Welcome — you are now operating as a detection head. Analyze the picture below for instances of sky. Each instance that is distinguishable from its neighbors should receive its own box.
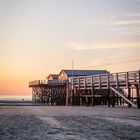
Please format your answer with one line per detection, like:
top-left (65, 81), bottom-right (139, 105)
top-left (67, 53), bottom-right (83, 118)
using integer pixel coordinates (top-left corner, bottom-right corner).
top-left (0, 0), bottom-right (140, 98)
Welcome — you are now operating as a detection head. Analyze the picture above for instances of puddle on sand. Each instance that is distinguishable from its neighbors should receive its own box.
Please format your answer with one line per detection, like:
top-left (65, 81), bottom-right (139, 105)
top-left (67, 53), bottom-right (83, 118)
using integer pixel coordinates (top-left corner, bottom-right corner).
top-left (39, 116), bottom-right (61, 128)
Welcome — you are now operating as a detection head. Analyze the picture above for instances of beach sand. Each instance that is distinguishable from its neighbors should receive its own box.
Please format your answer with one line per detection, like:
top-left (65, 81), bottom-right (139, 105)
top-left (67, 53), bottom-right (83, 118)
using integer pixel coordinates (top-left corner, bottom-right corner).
top-left (0, 106), bottom-right (140, 140)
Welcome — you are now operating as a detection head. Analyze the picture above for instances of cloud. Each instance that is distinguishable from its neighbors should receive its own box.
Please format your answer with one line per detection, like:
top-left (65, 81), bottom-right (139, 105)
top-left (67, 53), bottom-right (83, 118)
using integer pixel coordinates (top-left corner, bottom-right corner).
top-left (111, 19), bottom-right (140, 25)
top-left (127, 13), bottom-right (140, 18)
top-left (66, 41), bottom-right (140, 50)
top-left (88, 20), bottom-right (108, 25)
top-left (88, 19), bottom-right (140, 26)
top-left (119, 30), bottom-right (140, 35)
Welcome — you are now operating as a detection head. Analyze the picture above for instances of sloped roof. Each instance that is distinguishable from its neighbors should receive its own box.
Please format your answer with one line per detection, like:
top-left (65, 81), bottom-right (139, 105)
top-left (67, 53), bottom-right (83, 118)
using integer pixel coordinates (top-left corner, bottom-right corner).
top-left (47, 74), bottom-right (59, 79)
top-left (62, 70), bottom-right (109, 77)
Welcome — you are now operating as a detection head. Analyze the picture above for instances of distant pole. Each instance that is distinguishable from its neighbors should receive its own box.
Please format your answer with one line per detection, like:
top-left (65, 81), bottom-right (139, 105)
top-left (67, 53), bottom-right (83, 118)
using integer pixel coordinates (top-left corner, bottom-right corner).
top-left (72, 59), bottom-right (74, 78)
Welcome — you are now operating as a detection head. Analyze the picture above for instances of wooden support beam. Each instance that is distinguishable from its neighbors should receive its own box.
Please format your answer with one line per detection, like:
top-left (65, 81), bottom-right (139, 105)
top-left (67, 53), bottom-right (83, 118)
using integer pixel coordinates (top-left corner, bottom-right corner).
top-left (66, 82), bottom-right (69, 106)
top-left (136, 85), bottom-right (140, 108)
top-left (107, 74), bottom-right (109, 89)
top-left (110, 86), bottom-right (137, 108)
top-left (138, 70), bottom-right (140, 89)
top-left (128, 87), bottom-right (131, 108)
top-left (91, 76), bottom-right (94, 106)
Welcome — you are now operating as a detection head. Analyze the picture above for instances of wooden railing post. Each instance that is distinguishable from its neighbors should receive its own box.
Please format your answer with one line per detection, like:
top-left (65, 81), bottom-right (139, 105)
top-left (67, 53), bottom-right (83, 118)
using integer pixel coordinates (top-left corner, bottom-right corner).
top-left (99, 75), bottom-right (101, 90)
top-left (91, 76), bottom-right (94, 93)
top-left (107, 73), bottom-right (109, 89)
top-left (84, 77), bottom-right (86, 90)
top-left (78, 78), bottom-right (80, 90)
top-left (126, 72), bottom-right (129, 88)
top-left (91, 76), bottom-right (94, 106)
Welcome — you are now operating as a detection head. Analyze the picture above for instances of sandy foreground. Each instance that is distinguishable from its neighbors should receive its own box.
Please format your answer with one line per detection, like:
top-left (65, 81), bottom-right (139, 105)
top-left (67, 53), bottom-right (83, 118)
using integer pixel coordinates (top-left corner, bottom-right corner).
top-left (0, 106), bottom-right (140, 140)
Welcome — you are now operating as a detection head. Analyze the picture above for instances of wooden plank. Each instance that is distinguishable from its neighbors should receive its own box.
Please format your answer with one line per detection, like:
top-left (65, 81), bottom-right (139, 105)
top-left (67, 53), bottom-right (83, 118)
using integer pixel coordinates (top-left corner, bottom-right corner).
top-left (110, 86), bottom-right (137, 108)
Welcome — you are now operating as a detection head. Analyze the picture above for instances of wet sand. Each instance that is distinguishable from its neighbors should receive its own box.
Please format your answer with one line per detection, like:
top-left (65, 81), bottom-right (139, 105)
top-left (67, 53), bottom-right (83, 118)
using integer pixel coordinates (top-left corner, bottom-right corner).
top-left (0, 106), bottom-right (140, 140)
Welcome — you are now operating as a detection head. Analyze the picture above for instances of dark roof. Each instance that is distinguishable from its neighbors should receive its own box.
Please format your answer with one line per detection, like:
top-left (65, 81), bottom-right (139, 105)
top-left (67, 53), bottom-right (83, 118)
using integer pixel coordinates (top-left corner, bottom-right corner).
top-left (62, 70), bottom-right (109, 77)
top-left (48, 74), bottom-right (59, 79)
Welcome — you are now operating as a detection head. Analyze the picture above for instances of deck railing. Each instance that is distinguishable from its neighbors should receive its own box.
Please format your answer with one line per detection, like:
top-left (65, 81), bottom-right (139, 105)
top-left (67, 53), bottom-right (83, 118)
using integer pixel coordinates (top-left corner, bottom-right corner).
top-left (69, 70), bottom-right (140, 89)
top-left (29, 80), bottom-right (47, 87)
top-left (29, 79), bottom-right (67, 87)
top-left (29, 70), bottom-right (140, 89)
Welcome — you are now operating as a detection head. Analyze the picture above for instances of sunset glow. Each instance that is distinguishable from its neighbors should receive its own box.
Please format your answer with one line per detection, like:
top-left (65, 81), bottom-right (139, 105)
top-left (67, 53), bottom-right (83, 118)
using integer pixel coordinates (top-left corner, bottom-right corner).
top-left (0, 0), bottom-right (140, 98)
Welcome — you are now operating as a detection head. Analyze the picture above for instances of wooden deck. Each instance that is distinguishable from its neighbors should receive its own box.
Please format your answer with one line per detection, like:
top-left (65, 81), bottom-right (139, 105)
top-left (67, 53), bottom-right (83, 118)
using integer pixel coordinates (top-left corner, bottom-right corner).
top-left (29, 70), bottom-right (140, 108)
top-left (69, 71), bottom-right (140, 90)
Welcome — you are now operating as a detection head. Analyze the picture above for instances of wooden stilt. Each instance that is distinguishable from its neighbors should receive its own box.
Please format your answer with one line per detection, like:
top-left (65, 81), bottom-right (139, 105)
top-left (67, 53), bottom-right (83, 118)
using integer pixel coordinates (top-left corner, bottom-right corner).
top-left (108, 89), bottom-right (111, 107)
top-left (66, 82), bottom-right (69, 106)
top-left (136, 85), bottom-right (140, 108)
top-left (128, 87), bottom-right (131, 108)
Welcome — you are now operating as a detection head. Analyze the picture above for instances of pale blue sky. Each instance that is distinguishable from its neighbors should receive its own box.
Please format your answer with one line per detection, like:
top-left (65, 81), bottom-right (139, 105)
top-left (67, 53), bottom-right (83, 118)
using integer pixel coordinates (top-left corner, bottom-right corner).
top-left (0, 0), bottom-right (140, 96)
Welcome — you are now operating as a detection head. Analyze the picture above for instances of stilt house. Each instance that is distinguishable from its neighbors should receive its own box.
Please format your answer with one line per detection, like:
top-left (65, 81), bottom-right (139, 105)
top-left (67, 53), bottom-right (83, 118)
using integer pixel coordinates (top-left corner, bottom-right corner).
top-left (58, 69), bottom-right (109, 81)
top-left (47, 74), bottom-right (59, 84)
